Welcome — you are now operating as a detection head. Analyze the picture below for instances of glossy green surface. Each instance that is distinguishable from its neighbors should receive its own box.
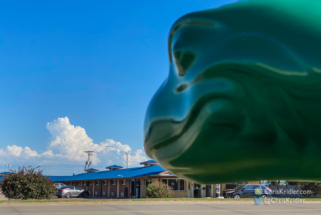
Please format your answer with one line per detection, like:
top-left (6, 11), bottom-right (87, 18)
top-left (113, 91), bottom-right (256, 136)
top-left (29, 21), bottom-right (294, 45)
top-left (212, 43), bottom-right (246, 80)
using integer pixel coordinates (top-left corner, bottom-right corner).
top-left (144, 0), bottom-right (321, 184)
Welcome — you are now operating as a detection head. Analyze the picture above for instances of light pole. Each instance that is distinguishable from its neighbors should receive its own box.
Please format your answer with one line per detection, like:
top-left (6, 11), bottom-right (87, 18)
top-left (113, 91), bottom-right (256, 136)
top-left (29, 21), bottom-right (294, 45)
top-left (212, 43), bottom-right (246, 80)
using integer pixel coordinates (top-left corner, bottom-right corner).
top-left (5, 164), bottom-right (12, 172)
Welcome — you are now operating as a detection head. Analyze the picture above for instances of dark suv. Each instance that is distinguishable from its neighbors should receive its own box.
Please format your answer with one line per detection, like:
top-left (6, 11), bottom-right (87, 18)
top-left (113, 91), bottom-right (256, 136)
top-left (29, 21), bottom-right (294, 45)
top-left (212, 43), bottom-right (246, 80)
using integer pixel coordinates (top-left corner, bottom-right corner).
top-left (225, 184), bottom-right (272, 199)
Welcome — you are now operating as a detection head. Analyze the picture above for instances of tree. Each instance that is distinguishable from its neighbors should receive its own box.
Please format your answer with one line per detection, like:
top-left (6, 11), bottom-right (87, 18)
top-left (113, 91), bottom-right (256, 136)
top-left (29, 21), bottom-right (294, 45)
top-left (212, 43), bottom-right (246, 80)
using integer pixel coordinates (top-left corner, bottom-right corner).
top-left (294, 182), bottom-right (321, 197)
top-left (268, 181), bottom-right (321, 197)
top-left (0, 166), bottom-right (56, 199)
top-left (145, 182), bottom-right (172, 198)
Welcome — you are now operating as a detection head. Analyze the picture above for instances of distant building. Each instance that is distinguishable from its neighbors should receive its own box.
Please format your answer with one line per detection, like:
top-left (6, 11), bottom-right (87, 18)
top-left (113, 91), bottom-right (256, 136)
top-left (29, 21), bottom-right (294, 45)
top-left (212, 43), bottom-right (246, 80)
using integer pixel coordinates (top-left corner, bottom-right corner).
top-left (0, 172), bottom-right (11, 177)
top-left (48, 160), bottom-right (261, 198)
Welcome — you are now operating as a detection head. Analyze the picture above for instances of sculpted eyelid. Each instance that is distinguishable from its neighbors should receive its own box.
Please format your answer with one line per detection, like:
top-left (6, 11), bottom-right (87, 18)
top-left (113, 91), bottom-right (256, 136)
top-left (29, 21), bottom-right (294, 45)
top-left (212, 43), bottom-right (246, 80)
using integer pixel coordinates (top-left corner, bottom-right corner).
top-left (168, 19), bottom-right (216, 63)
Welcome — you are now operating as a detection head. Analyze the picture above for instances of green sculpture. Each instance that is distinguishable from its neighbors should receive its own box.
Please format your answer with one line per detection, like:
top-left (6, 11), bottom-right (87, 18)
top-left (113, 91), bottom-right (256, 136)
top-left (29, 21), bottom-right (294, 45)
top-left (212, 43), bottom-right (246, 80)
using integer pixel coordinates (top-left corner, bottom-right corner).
top-left (144, 0), bottom-right (321, 184)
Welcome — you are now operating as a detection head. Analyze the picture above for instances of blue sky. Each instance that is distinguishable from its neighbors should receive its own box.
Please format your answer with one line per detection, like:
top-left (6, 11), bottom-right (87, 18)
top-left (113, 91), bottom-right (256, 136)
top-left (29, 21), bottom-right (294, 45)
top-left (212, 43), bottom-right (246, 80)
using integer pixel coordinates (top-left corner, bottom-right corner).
top-left (0, 0), bottom-right (234, 174)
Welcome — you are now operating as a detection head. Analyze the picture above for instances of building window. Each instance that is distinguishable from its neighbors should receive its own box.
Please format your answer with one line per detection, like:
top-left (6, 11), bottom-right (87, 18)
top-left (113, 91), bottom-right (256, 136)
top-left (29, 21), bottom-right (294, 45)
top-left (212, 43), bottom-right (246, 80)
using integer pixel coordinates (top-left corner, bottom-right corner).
top-left (122, 179), bottom-right (126, 185)
top-left (95, 181), bottom-right (99, 185)
top-left (104, 180), bottom-right (107, 185)
top-left (111, 180), bottom-right (116, 185)
top-left (83, 182), bottom-right (86, 186)
top-left (168, 179), bottom-right (178, 190)
top-left (162, 179), bottom-right (167, 185)
top-left (146, 179), bottom-right (152, 188)
top-left (161, 179), bottom-right (185, 191)
top-left (180, 180), bottom-right (185, 191)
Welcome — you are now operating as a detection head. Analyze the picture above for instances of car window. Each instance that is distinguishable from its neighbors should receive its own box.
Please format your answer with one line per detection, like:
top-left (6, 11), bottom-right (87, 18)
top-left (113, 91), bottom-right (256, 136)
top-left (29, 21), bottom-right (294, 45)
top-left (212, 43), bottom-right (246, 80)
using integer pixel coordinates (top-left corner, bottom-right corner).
top-left (253, 185), bottom-right (260, 189)
top-left (75, 186), bottom-right (82, 190)
top-left (234, 185), bottom-right (245, 190)
top-left (243, 185), bottom-right (252, 190)
top-left (59, 186), bottom-right (69, 190)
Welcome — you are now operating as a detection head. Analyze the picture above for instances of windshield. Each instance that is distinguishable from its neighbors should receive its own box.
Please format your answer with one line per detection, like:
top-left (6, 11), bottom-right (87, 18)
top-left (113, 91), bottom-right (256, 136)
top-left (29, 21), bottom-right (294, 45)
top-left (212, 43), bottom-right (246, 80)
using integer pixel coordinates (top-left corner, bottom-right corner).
top-left (233, 185), bottom-right (245, 190)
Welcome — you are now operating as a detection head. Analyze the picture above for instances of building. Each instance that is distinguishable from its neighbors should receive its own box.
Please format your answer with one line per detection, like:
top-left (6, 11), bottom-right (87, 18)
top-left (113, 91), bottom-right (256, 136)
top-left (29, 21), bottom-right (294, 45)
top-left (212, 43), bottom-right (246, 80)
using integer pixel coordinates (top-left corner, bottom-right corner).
top-left (0, 161), bottom-right (260, 198)
top-left (49, 160), bottom-right (261, 198)
top-left (0, 172), bottom-right (10, 177)
top-left (49, 161), bottom-right (191, 198)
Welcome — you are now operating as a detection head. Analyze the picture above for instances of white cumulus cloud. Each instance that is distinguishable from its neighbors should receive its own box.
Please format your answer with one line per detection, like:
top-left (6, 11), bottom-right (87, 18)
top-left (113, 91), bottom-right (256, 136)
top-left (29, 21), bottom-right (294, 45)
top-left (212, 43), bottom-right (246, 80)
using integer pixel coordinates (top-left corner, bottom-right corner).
top-left (0, 117), bottom-right (148, 174)
top-left (7, 145), bottom-right (23, 156)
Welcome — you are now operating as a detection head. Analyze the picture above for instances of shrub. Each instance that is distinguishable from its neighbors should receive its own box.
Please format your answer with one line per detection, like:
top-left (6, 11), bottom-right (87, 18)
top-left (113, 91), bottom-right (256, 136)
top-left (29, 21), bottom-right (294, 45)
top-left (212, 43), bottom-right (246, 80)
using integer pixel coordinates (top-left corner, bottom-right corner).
top-left (145, 182), bottom-right (172, 198)
top-left (296, 182), bottom-right (321, 197)
top-left (0, 166), bottom-right (57, 199)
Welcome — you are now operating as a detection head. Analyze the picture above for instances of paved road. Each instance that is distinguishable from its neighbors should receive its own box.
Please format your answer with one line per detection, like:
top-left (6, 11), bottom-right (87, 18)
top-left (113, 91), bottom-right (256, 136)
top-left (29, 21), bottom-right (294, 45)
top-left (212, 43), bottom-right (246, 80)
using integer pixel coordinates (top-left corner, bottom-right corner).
top-left (1, 203), bottom-right (321, 215)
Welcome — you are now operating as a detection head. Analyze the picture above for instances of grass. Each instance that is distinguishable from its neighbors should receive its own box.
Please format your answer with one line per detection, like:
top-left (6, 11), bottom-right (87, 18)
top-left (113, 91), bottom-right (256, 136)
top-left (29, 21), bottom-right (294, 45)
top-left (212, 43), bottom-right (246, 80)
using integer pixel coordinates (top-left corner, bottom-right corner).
top-left (0, 198), bottom-right (249, 203)
top-left (1, 197), bottom-right (321, 204)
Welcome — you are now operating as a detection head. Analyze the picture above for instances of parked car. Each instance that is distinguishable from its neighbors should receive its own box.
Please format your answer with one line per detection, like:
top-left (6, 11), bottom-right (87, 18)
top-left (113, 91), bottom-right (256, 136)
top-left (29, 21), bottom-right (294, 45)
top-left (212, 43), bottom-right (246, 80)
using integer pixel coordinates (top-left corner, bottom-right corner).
top-left (54, 183), bottom-right (67, 189)
top-left (225, 184), bottom-right (272, 199)
top-left (56, 186), bottom-right (89, 198)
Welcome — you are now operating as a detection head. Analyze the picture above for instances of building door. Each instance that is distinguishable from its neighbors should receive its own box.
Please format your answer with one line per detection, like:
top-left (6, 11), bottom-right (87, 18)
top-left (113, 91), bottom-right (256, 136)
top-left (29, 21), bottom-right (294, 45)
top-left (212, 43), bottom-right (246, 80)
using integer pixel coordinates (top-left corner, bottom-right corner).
top-left (135, 181), bottom-right (140, 198)
top-left (194, 184), bottom-right (201, 198)
top-left (206, 185), bottom-right (211, 197)
top-left (124, 187), bottom-right (128, 198)
top-left (131, 180), bottom-right (135, 197)
top-left (100, 181), bottom-right (103, 197)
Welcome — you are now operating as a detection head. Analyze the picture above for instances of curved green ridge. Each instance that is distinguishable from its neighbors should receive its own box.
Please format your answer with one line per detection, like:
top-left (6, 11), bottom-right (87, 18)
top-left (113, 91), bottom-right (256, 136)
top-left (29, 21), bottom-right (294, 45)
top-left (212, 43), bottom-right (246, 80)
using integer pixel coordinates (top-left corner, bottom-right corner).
top-left (144, 0), bottom-right (321, 184)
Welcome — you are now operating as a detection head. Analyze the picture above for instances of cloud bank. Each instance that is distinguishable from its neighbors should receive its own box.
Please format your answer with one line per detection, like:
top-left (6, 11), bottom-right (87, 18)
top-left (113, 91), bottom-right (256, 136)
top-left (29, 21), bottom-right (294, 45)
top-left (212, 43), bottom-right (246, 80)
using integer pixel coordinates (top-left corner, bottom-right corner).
top-left (0, 117), bottom-right (147, 174)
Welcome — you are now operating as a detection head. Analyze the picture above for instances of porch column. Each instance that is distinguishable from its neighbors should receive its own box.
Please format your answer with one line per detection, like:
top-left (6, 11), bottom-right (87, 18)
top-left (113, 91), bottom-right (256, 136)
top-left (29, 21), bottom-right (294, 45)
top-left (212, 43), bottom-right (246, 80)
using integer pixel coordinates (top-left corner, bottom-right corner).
top-left (108, 180), bottom-right (110, 197)
top-left (117, 180), bottom-right (119, 198)
top-left (92, 180), bottom-right (94, 196)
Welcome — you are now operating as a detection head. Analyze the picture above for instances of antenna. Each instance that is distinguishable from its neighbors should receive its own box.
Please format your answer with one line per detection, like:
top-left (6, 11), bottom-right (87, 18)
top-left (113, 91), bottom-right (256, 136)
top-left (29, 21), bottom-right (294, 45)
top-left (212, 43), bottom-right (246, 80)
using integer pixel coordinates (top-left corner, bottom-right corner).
top-left (5, 164), bottom-right (12, 172)
top-left (84, 151), bottom-right (94, 171)
top-left (126, 152), bottom-right (129, 168)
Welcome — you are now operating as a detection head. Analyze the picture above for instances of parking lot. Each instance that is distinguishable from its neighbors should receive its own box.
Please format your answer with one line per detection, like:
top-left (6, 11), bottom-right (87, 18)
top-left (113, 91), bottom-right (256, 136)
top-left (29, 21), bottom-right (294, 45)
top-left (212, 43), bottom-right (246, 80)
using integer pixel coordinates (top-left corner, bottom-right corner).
top-left (1, 203), bottom-right (321, 215)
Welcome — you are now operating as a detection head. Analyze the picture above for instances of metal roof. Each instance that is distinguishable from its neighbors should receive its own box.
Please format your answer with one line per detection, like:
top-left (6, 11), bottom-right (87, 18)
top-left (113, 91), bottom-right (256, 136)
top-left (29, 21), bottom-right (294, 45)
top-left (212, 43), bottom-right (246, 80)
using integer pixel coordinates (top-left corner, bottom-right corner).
top-left (0, 172), bottom-right (11, 175)
top-left (0, 176), bottom-right (3, 182)
top-left (48, 165), bottom-right (166, 182)
top-left (140, 160), bottom-right (157, 164)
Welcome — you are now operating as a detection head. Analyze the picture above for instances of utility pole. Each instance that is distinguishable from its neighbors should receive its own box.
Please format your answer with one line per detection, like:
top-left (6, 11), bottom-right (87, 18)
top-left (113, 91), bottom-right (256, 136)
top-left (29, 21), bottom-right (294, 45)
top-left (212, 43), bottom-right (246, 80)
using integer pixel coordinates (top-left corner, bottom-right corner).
top-left (5, 164), bottom-right (12, 172)
top-left (126, 152), bottom-right (129, 168)
top-left (84, 151), bottom-right (94, 171)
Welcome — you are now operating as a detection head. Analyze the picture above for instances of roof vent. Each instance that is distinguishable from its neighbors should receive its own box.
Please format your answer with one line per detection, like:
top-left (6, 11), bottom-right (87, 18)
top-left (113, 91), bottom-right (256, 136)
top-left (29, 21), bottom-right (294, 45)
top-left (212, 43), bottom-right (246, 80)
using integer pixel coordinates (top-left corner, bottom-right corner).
top-left (106, 165), bottom-right (123, 171)
top-left (140, 160), bottom-right (158, 167)
top-left (85, 168), bottom-right (99, 173)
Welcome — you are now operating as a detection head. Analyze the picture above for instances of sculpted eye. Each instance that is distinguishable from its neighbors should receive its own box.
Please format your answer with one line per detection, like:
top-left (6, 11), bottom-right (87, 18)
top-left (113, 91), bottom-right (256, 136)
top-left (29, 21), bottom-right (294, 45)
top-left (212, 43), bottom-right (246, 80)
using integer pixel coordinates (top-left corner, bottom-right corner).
top-left (173, 50), bottom-right (196, 76)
